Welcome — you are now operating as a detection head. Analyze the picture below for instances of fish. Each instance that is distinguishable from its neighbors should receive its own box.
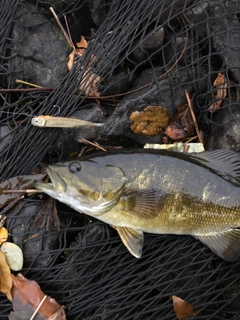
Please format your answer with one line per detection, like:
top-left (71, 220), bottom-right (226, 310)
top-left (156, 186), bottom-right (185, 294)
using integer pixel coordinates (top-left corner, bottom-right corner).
top-left (31, 115), bottom-right (104, 128)
top-left (34, 148), bottom-right (240, 262)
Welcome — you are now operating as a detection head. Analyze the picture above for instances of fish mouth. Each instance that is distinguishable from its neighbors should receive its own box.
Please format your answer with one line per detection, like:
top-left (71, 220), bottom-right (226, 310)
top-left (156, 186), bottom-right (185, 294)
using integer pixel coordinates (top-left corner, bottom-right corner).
top-left (34, 166), bottom-right (67, 193)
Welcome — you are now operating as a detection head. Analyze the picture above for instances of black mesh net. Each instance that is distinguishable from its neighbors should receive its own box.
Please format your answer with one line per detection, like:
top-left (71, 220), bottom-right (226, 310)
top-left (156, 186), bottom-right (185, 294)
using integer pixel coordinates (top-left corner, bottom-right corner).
top-left (1, 0), bottom-right (240, 319)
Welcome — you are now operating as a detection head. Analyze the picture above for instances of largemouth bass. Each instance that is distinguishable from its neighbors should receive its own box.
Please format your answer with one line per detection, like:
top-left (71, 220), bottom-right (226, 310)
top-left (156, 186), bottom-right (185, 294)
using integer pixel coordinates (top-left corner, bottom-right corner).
top-left (34, 149), bottom-right (240, 261)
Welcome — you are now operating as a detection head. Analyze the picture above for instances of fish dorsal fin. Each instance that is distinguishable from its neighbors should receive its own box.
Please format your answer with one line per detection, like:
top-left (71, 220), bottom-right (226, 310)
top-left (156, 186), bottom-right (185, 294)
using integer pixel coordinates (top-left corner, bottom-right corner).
top-left (195, 229), bottom-right (240, 262)
top-left (121, 189), bottom-right (165, 218)
top-left (192, 149), bottom-right (240, 186)
top-left (101, 165), bottom-right (128, 200)
top-left (115, 226), bottom-right (143, 258)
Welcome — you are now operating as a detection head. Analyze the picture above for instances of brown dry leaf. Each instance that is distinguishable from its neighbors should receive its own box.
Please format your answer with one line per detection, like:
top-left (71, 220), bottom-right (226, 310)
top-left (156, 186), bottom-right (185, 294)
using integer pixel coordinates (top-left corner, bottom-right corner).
top-left (68, 37), bottom-right (100, 99)
top-left (35, 197), bottom-right (60, 231)
top-left (0, 174), bottom-right (46, 209)
top-left (9, 273), bottom-right (66, 320)
top-left (208, 73), bottom-right (227, 113)
top-left (79, 65), bottom-right (101, 98)
top-left (67, 35), bottom-right (88, 71)
top-left (68, 48), bottom-right (86, 71)
top-left (0, 251), bottom-right (12, 301)
top-left (172, 295), bottom-right (194, 320)
top-left (164, 102), bottom-right (194, 142)
top-left (0, 227), bottom-right (8, 245)
top-left (76, 35), bottom-right (88, 49)
top-left (130, 106), bottom-right (168, 135)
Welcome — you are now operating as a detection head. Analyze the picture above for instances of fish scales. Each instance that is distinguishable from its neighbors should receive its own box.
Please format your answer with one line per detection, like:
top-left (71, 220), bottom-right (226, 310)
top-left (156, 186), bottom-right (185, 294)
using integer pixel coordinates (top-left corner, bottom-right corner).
top-left (34, 149), bottom-right (240, 261)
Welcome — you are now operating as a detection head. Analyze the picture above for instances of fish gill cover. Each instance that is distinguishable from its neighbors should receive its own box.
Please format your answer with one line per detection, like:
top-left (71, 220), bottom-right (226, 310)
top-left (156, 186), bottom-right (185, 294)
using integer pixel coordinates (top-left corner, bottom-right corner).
top-left (0, 0), bottom-right (240, 319)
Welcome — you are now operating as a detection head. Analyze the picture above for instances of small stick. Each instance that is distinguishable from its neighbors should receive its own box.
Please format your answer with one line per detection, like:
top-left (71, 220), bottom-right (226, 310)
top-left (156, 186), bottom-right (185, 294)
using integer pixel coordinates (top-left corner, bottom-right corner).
top-left (0, 196), bottom-right (24, 215)
top-left (64, 15), bottom-right (75, 49)
top-left (48, 306), bottom-right (66, 320)
top-left (185, 90), bottom-right (204, 146)
top-left (24, 233), bottom-right (41, 243)
top-left (184, 135), bottom-right (198, 144)
top-left (2, 189), bottom-right (42, 194)
top-left (49, 7), bottom-right (75, 49)
top-left (77, 138), bottom-right (107, 151)
top-left (0, 88), bottom-right (54, 93)
top-left (29, 295), bottom-right (48, 320)
top-left (15, 79), bottom-right (43, 88)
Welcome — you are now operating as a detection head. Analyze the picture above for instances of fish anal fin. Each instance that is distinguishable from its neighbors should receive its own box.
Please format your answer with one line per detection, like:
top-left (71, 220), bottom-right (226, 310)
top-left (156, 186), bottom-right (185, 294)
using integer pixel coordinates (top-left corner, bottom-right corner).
top-left (195, 229), bottom-right (240, 262)
top-left (121, 189), bottom-right (165, 218)
top-left (115, 226), bottom-right (143, 258)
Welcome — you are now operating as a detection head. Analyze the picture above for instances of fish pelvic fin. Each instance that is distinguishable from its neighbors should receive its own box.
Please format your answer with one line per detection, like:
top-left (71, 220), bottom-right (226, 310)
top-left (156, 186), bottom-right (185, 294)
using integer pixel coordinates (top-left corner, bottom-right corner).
top-left (115, 226), bottom-right (143, 258)
top-left (195, 228), bottom-right (240, 262)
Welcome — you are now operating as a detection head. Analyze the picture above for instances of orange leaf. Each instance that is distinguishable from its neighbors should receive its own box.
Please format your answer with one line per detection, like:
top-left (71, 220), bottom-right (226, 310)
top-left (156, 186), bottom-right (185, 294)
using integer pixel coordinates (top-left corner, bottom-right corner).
top-left (172, 295), bottom-right (194, 320)
top-left (11, 273), bottom-right (66, 320)
top-left (208, 73), bottom-right (227, 113)
top-left (67, 36), bottom-right (88, 71)
top-left (76, 35), bottom-right (88, 49)
top-left (0, 251), bottom-right (12, 301)
top-left (0, 227), bottom-right (8, 245)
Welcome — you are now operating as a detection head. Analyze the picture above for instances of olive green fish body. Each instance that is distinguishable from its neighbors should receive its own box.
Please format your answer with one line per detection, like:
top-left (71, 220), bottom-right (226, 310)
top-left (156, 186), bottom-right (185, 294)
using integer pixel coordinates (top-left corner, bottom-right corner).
top-left (34, 149), bottom-right (240, 261)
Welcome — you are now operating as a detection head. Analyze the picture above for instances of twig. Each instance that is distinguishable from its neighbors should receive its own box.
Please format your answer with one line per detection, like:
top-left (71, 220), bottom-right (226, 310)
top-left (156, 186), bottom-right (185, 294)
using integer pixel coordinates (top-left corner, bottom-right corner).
top-left (0, 88), bottom-right (54, 93)
top-left (15, 79), bottom-right (43, 88)
top-left (0, 196), bottom-right (24, 215)
top-left (64, 15), bottom-right (75, 49)
top-left (77, 138), bottom-right (107, 151)
top-left (48, 306), bottom-right (65, 320)
top-left (50, 7), bottom-right (75, 49)
top-left (185, 90), bottom-right (204, 145)
top-left (2, 189), bottom-right (42, 194)
top-left (184, 135), bottom-right (198, 144)
top-left (23, 233), bottom-right (41, 243)
top-left (29, 295), bottom-right (48, 320)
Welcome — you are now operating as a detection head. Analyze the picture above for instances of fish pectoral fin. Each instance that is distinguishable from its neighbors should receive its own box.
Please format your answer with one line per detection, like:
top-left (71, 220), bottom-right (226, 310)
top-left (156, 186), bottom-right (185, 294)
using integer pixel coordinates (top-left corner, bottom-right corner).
top-left (115, 226), bottom-right (143, 258)
top-left (121, 189), bottom-right (165, 218)
top-left (195, 229), bottom-right (240, 262)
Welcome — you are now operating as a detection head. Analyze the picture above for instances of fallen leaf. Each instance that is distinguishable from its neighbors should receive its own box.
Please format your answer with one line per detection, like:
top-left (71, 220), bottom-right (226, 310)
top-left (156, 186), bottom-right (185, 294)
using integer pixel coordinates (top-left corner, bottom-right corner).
top-left (76, 35), bottom-right (88, 49)
top-left (68, 37), bottom-right (101, 99)
top-left (208, 73), bottom-right (227, 113)
top-left (0, 174), bottom-right (46, 209)
top-left (10, 273), bottom-right (66, 320)
top-left (0, 227), bottom-right (8, 245)
top-left (0, 251), bottom-right (12, 301)
top-left (35, 197), bottom-right (60, 231)
top-left (164, 102), bottom-right (194, 141)
top-left (79, 65), bottom-right (101, 98)
top-left (1, 242), bottom-right (23, 271)
top-left (172, 295), bottom-right (194, 320)
top-left (67, 35), bottom-right (88, 71)
top-left (130, 106), bottom-right (168, 135)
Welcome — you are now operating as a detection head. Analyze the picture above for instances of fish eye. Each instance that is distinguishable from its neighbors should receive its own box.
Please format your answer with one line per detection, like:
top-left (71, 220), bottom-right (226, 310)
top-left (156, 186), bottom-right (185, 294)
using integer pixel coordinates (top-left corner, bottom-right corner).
top-left (69, 161), bottom-right (81, 173)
